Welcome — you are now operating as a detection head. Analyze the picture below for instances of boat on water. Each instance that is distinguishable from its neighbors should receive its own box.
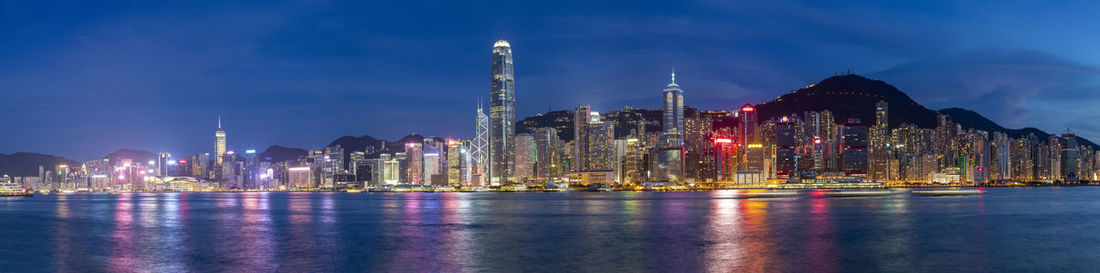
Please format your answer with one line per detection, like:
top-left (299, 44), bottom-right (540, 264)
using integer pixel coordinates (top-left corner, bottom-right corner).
top-left (58, 189), bottom-right (76, 195)
top-left (821, 189), bottom-right (897, 197)
top-left (345, 189), bottom-right (362, 193)
top-left (461, 186), bottom-right (493, 192)
top-left (499, 184), bottom-right (528, 192)
top-left (543, 182), bottom-right (569, 192)
top-left (0, 183), bottom-right (33, 197)
top-left (738, 190), bottom-right (801, 198)
top-left (911, 188), bottom-right (984, 196)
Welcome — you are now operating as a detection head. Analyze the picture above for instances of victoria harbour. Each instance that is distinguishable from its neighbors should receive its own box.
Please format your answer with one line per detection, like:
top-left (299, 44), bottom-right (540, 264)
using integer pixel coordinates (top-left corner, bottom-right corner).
top-left (4, 189), bottom-right (1099, 272)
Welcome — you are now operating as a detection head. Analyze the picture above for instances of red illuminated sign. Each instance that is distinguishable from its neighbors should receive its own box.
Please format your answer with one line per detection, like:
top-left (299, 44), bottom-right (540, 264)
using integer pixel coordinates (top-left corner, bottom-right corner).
top-left (714, 138), bottom-right (733, 144)
top-left (741, 106), bottom-right (755, 112)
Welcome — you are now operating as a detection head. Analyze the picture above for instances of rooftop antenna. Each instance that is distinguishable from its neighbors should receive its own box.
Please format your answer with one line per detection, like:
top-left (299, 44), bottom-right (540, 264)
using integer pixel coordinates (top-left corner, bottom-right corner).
top-left (218, 115), bottom-right (222, 129)
top-left (671, 67), bottom-right (676, 84)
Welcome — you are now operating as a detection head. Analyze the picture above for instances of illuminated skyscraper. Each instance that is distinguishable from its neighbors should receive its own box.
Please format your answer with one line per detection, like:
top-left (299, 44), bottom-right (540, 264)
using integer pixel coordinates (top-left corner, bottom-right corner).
top-left (739, 104), bottom-right (757, 145)
top-left (584, 113), bottom-right (615, 171)
top-left (870, 100), bottom-right (889, 181)
top-left (406, 142), bottom-right (423, 184)
top-left (515, 133), bottom-right (535, 181)
top-left (446, 139), bottom-right (463, 185)
top-left (654, 72), bottom-right (685, 182)
top-left (1062, 129), bottom-right (1079, 180)
top-left (489, 40), bottom-right (515, 185)
top-left (842, 118), bottom-right (869, 175)
top-left (534, 127), bottom-right (562, 178)
top-left (215, 116), bottom-right (226, 169)
top-left (662, 70), bottom-right (684, 148)
top-left (776, 118), bottom-right (796, 177)
top-left (573, 105), bottom-right (591, 171)
top-left (473, 102), bottom-right (489, 185)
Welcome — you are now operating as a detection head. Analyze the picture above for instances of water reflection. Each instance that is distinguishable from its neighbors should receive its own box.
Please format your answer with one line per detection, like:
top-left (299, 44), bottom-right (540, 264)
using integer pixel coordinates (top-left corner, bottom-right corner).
top-left (806, 197), bottom-right (837, 272)
top-left (703, 191), bottom-right (742, 271)
top-left (108, 193), bottom-right (136, 272)
top-left (14, 190), bottom-right (1042, 272)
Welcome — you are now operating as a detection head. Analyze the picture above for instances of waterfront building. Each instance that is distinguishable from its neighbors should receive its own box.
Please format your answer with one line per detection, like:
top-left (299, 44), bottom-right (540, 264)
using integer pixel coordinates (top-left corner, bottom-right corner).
top-left (573, 105), bottom-right (592, 172)
top-left (515, 133), bottom-right (535, 182)
top-left (405, 142), bottom-right (423, 184)
top-left (446, 139), bottom-right (464, 184)
top-left (776, 118), bottom-right (797, 177)
top-left (842, 118), bottom-right (869, 175)
top-left (870, 100), bottom-right (889, 181)
top-left (1062, 129), bottom-right (1080, 180)
top-left (489, 40), bottom-right (516, 185)
top-left (585, 112), bottom-right (616, 172)
top-left (714, 136), bottom-right (736, 181)
top-left (534, 127), bottom-right (563, 179)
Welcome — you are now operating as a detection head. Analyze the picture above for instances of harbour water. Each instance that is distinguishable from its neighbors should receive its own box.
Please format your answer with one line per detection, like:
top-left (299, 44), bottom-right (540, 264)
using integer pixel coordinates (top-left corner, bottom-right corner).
top-left (2, 188), bottom-right (1100, 272)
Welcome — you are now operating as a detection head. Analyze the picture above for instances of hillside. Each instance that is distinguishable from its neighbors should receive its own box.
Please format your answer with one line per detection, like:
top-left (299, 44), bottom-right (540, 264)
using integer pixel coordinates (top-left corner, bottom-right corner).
top-left (0, 152), bottom-right (80, 177)
top-left (755, 74), bottom-right (938, 128)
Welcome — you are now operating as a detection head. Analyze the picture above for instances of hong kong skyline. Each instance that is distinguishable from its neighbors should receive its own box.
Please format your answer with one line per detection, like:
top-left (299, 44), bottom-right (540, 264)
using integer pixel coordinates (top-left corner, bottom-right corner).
top-left (3, 0), bottom-right (1100, 160)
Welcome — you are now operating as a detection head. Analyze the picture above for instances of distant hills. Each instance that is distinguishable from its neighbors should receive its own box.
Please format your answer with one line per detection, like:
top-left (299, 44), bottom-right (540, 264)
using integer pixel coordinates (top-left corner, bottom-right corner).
top-left (756, 74), bottom-right (1096, 148)
top-left (104, 148), bottom-right (157, 165)
top-left (0, 152), bottom-right (79, 177)
top-left (756, 74), bottom-right (938, 128)
top-left (257, 145), bottom-right (309, 163)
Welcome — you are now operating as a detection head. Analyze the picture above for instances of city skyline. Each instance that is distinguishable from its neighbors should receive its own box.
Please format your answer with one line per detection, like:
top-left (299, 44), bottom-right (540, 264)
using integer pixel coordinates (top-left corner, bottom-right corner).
top-left (3, 1), bottom-right (1100, 160)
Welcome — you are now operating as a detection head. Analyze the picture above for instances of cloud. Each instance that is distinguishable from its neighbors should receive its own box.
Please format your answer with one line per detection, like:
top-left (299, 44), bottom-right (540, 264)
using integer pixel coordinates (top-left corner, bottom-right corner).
top-left (872, 50), bottom-right (1100, 128)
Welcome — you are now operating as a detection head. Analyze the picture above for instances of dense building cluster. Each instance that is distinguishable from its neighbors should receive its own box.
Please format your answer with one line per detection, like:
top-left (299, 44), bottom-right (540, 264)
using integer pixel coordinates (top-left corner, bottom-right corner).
top-left (5, 40), bottom-right (1098, 192)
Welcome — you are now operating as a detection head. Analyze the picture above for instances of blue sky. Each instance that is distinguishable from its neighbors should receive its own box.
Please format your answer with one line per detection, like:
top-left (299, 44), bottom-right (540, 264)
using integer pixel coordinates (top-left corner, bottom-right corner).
top-left (2, 0), bottom-right (1099, 160)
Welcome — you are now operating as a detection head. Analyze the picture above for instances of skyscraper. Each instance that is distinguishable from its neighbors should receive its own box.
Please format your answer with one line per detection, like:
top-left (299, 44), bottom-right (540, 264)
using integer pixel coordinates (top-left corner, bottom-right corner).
top-left (473, 102), bottom-right (489, 185)
top-left (534, 127), bottom-right (562, 178)
top-left (842, 118), bottom-right (869, 175)
top-left (585, 112), bottom-right (615, 171)
top-left (215, 116), bottom-right (226, 170)
top-left (870, 100), bottom-right (889, 181)
top-left (489, 40), bottom-right (515, 185)
top-left (739, 104), bottom-right (757, 145)
top-left (662, 70), bottom-right (685, 148)
top-left (515, 133), bottom-right (535, 181)
top-left (654, 72), bottom-right (685, 182)
top-left (406, 142), bottom-right (423, 184)
top-left (776, 118), bottom-right (796, 177)
top-left (573, 105), bottom-right (592, 171)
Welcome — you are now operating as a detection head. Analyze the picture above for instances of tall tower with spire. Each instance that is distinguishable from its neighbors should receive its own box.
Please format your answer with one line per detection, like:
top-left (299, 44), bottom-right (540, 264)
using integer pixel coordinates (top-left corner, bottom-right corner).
top-left (655, 69), bottom-right (686, 183)
top-left (215, 115), bottom-right (227, 168)
top-left (473, 99), bottom-right (490, 186)
top-left (489, 40), bottom-right (515, 185)
top-left (662, 69), bottom-right (685, 148)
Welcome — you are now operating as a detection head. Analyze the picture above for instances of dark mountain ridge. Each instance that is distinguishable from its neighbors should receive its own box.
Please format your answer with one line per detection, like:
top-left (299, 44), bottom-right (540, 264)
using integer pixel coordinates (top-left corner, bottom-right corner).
top-left (0, 152), bottom-right (80, 177)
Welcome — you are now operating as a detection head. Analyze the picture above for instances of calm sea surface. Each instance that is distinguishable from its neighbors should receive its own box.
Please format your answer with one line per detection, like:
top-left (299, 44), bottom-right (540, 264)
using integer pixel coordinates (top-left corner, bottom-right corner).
top-left (2, 188), bottom-right (1100, 272)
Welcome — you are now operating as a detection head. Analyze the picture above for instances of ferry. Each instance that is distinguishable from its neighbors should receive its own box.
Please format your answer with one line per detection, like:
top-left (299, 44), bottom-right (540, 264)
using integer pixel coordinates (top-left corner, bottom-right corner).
top-left (368, 185), bottom-right (396, 192)
top-left (543, 182), bottom-right (569, 192)
top-left (0, 183), bottom-right (33, 197)
top-left (911, 188), bottom-right (984, 196)
top-left (821, 189), bottom-right (897, 198)
top-left (345, 189), bottom-right (362, 193)
top-left (59, 189), bottom-right (76, 195)
top-left (499, 184), bottom-right (528, 192)
top-left (738, 189), bottom-right (801, 198)
top-left (460, 186), bottom-right (493, 192)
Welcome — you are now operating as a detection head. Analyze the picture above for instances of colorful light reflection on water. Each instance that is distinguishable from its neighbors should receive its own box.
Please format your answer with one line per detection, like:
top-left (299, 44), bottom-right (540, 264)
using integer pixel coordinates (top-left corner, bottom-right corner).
top-left (2, 189), bottom-right (1100, 272)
